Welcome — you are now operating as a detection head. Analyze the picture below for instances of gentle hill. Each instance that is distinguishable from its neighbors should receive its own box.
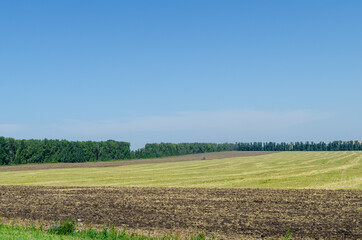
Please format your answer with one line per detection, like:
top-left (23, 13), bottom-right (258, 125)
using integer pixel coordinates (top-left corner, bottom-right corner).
top-left (0, 151), bottom-right (275, 172)
top-left (0, 151), bottom-right (360, 189)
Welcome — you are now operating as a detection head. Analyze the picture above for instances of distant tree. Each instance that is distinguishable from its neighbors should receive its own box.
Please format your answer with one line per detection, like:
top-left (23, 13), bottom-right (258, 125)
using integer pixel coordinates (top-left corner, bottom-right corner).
top-left (0, 137), bottom-right (8, 165)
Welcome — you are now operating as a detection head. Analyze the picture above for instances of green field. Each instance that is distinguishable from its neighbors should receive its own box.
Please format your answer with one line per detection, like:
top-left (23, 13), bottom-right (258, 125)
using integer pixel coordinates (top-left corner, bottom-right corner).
top-left (0, 151), bottom-right (361, 189)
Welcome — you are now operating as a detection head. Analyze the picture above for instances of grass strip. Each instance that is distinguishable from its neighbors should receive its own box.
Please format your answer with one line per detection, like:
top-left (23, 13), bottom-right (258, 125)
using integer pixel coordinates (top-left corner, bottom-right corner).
top-left (0, 219), bottom-right (213, 240)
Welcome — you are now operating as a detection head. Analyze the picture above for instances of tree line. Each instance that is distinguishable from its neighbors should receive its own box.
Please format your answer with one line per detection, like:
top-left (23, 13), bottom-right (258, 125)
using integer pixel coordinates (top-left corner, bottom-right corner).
top-left (0, 137), bottom-right (130, 165)
top-left (133, 141), bottom-right (362, 158)
top-left (0, 137), bottom-right (361, 165)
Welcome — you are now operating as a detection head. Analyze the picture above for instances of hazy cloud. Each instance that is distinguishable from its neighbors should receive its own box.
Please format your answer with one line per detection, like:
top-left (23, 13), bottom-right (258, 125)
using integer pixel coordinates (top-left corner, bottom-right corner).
top-left (51, 110), bottom-right (330, 148)
top-left (57, 110), bottom-right (328, 133)
top-left (0, 124), bottom-right (24, 134)
top-left (0, 110), bottom-right (336, 149)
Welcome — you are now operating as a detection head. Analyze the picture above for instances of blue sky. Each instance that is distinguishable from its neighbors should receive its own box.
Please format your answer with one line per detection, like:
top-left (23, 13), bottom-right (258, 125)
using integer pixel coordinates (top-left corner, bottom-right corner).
top-left (1, 0), bottom-right (361, 149)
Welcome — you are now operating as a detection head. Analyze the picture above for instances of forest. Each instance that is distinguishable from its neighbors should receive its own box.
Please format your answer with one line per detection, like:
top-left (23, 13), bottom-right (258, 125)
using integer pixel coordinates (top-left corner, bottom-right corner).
top-left (0, 137), bottom-right (361, 165)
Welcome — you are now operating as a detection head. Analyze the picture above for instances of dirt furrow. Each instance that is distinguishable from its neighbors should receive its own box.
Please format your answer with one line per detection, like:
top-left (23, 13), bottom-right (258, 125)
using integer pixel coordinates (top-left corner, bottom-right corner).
top-left (0, 186), bottom-right (360, 239)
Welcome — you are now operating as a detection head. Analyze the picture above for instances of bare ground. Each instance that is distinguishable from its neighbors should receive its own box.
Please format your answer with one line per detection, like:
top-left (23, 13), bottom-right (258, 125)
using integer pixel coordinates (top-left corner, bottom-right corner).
top-left (0, 151), bottom-right (277, 172)
top-left (0, 186), bottom-right (360, 239)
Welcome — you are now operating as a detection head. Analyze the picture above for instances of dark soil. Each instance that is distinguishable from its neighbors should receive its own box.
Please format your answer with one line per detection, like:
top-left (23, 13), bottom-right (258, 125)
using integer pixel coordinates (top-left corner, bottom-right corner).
top-left (0, 186), bottom-right (360, 239)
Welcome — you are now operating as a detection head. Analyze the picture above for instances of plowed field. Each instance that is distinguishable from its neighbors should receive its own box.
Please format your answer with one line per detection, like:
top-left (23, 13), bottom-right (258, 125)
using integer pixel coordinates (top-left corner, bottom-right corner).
top-left (0, 186), bottom-right (360, 240)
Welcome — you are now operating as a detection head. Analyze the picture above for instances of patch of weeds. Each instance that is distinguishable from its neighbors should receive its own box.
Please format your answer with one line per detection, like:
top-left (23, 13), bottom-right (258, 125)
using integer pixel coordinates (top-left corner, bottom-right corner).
top-left (191, 232), bottom-right (206, 240)
top-left (261, 179), bottom-right (272, 184)
top-left (48, 218), bottom-right (77, 235)
top-left (119, 227), bottom-right (127, 238)
top-left (84, 228), bottom-right (98, 238)
top-left (39, 218), bottom-right (44, 232)
top-left (278, 228), bottom-right (293, 240)
top-left (28, 222), bottom-right (38, 232)
top-left (101, 226), bottom-right (109, 238)
top-left (109, 226), bottom-right (119, 239)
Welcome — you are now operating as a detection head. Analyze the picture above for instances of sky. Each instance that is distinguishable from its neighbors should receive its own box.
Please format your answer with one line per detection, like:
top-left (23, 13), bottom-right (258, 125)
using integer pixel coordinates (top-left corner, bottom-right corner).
top-left (0, 0), bottom-right (361, 149)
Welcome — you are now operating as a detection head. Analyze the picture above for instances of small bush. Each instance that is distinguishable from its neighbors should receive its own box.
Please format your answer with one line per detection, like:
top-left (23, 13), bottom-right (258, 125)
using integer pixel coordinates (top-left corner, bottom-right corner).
top-left (48, 218), bottom-right (76, 235)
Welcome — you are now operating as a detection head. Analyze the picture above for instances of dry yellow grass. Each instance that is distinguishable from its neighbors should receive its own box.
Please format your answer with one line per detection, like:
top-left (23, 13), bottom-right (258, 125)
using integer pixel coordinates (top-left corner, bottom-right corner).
top-left (0, 151), bottom-right (360, 189)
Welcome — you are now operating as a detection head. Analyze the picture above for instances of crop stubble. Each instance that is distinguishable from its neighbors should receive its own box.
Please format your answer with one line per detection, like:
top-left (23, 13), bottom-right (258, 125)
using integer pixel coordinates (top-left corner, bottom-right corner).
top-left (0, 151), bottom-right (276, 172)
top-left (0, 186), bottom-right (360, 239)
